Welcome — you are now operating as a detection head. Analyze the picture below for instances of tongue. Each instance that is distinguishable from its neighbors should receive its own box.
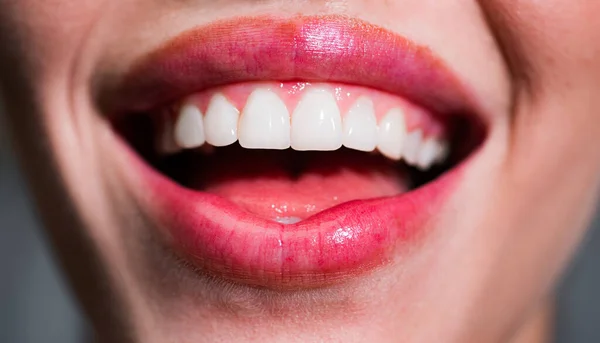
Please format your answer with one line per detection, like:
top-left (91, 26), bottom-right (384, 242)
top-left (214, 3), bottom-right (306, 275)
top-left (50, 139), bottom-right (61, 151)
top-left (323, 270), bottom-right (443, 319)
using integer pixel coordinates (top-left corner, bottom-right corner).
top-left (178, 147), bottom-right (408, 222)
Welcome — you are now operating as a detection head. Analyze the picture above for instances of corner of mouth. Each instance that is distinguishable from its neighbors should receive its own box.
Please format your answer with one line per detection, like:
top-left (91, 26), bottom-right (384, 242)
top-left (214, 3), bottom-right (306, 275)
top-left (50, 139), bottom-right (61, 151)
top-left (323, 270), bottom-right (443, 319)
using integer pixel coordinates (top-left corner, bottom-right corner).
top-left (99, 14), bottom-right (489, 291)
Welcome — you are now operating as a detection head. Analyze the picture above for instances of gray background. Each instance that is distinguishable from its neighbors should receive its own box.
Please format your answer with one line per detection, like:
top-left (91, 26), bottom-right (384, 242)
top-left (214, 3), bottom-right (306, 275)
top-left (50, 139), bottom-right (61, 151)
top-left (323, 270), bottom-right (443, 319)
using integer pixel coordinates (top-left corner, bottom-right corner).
top-left (1, 123), bottom-right (599, 342)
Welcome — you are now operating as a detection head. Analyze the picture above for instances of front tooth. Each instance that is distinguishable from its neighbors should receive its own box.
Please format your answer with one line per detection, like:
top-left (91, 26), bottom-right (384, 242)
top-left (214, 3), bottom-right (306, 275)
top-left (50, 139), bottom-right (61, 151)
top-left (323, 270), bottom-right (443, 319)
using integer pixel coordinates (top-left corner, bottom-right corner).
top-left (343, 97), bottom-right (378, 152)
top-left (377, 108), bottom-right (407, 160)
top-left (403, 130), bottom-right (423, 165)
top-left (238, 89), bottom-right (290, 149)
top-left (416, 138), bottom-right (438, 170)
top-left (174, 104), bottom-right (205, 149)
top-left (291, 87), bottom-right (343, 151)
top-left (204, 93), bottom-right (240, 147)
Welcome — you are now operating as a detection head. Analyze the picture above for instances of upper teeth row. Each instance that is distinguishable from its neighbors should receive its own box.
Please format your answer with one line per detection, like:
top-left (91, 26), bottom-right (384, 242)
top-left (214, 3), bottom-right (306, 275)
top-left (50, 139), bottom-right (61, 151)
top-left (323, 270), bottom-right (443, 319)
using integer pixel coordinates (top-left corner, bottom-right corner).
top-left (165, 87), bottom-right (449, 170)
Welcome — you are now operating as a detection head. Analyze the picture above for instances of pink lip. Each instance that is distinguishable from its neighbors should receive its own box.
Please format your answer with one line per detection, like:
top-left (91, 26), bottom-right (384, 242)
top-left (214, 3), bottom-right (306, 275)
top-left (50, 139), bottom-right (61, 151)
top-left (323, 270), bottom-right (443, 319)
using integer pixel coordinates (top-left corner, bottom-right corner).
top-left (108, 15), bottom-right (478, 290)
top-left (99, 15), bottom-right (476, 117)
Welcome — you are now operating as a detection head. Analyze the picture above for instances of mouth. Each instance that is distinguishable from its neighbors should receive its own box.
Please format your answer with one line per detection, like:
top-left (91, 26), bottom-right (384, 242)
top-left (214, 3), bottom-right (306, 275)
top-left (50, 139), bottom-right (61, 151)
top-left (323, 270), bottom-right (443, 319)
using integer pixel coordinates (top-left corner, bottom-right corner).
top-left (100, 15), bottom-right (486, 290)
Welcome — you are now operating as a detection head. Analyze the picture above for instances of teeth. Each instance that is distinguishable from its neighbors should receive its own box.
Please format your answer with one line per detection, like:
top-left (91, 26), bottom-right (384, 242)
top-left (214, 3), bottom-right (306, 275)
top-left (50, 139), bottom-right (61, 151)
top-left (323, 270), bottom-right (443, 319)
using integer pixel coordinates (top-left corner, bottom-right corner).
top-left (163, 88), bottom-right (449, 171)
top-left (343, 97), bottom-right (378, 152)
top-left (416, 138), bottom-right (439, 170)
top-left (403, 130), bottom-right (423, 165)
top-left (239, 89), bottom-right (291, 149)
top-left (291, 87), bottom-right (343, 151)
top-left (436, 141), bottom-right (450, 163)
top-left (275, 217), bottom-right (302, 224)
top-left (174, 104), bottom-right (206, 149)
top-left (377, 108), bottom-right (407, 160)
top-left (157, 111), bottom-right (181, 154)
top-left (204, 93), bottom-right (240, 147)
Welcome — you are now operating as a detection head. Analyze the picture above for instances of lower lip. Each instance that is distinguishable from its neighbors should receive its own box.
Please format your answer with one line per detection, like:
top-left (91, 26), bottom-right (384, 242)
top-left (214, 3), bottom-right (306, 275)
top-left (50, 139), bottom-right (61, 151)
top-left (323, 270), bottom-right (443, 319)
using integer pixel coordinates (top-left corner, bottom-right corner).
top-left (124, 141), bottom-right (462, 290)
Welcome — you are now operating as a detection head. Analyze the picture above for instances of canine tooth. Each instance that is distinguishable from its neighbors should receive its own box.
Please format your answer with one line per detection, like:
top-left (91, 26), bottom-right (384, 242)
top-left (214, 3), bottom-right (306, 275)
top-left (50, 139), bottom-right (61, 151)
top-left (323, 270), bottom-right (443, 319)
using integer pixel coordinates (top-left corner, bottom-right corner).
top-left (204, 93), bottom-right (240, 147)
top-left (377, 108), bottom-right (407, 160)
top-left (174, 104), bottom-right (205, 148)
top-left (403, 130), bottom-right (423, 166)
top-left (157, 111), bottom-right (181, 154)
top-left (343, 97), bottom-right (378, 152)
top-left (291, 88), bottom-right (343, 151)
top-left (416, 138), bottom-right (439, 170)
top-left (239, 89), bottom-right (290, 149)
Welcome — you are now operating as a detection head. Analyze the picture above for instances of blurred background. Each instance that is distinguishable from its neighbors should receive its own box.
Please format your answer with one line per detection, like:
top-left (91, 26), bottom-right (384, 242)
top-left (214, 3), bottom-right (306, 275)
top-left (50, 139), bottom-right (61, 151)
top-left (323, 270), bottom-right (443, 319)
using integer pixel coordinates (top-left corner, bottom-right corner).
top-left (1, 111), bottom-right (599, 342)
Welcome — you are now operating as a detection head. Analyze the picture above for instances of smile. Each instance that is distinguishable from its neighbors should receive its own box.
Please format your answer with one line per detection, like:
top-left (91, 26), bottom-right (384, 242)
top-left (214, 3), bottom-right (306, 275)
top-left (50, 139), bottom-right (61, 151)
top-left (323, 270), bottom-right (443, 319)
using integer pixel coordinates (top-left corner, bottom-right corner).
top-left (100, 15), bottom-right (486, 290)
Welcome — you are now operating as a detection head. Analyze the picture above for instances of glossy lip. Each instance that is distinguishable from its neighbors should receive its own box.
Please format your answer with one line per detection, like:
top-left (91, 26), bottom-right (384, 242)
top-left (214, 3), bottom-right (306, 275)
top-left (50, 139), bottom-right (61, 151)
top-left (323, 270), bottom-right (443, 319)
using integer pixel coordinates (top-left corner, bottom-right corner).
top-left (105, 15), bottom-right (482, 290)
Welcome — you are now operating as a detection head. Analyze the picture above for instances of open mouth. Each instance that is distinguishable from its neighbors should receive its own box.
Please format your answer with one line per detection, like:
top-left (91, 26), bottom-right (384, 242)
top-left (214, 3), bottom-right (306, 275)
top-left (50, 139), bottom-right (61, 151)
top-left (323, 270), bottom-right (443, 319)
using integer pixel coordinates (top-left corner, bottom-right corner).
top-left (119, 81), bottom-right (464, 222)
top-left (102, 16), bottom-right (486, 290)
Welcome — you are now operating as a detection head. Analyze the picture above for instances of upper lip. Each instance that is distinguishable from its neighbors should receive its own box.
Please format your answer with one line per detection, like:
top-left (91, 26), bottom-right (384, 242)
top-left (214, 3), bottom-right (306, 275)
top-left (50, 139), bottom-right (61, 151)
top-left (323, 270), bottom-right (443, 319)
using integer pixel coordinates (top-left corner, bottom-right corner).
top-left (97, 15), bottom-right (481, 121)
top-left (106, 15), bottom-right (483, 290)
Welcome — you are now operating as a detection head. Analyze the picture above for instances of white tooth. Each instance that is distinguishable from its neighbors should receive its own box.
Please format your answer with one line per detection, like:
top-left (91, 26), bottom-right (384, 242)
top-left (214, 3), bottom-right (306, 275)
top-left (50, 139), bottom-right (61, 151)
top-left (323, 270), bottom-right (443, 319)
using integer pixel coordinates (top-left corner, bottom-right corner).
top-left (157, 111), bottom-right (181, 154)
top-left (204, 93), bottom-right (240, 147)
top-left (238, 89), bottom-right (290, 149)
top-left (291, 87), bottom-right (343, 151)
top-left (174, 104), bottom-right (205, 149)
top-left (343, 97), bottom-right (378, 152)
top-left (275, 216), bottom-right (302, 224)
top-left (403, 130), bottom-right (423, 166)
top-left (416, 138), bottom-right (438, 170)
top-left (376, 108), bottom-right (407, 160)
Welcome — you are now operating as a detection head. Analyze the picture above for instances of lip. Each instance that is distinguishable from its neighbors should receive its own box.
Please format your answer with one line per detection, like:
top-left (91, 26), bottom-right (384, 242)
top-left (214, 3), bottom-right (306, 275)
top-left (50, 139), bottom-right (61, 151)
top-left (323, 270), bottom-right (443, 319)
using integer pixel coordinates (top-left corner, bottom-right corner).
top-left (98, 15), bottom-right (479, 118)
top-left (106, 15), bottom-right (481, 290)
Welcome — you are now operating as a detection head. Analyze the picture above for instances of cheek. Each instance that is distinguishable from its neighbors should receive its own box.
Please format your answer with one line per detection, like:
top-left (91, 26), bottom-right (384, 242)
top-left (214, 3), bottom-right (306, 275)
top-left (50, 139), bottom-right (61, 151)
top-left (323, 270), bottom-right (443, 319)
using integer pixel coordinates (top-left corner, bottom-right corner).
top-left (484, 0), bottom-right (600, 88)
top-left (0, 0), bottom-right (106, 87)
top-left (464, 0), bottom-right (600, 325)
top-left (481, 0), bottom-right (600, 210)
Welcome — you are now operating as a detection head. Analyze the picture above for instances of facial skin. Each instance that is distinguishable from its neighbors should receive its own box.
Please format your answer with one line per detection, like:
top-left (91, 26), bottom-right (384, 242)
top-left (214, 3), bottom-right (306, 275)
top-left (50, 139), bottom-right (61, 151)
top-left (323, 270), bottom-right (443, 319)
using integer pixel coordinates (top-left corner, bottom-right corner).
top-left (1, 0), bottom-right (600, 342)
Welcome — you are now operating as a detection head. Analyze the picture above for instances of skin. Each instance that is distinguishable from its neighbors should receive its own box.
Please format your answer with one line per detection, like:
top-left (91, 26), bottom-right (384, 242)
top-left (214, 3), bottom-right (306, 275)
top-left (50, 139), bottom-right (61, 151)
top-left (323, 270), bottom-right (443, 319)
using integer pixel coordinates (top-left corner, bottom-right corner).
top-left (1, 0), bottom-right (600, 342)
